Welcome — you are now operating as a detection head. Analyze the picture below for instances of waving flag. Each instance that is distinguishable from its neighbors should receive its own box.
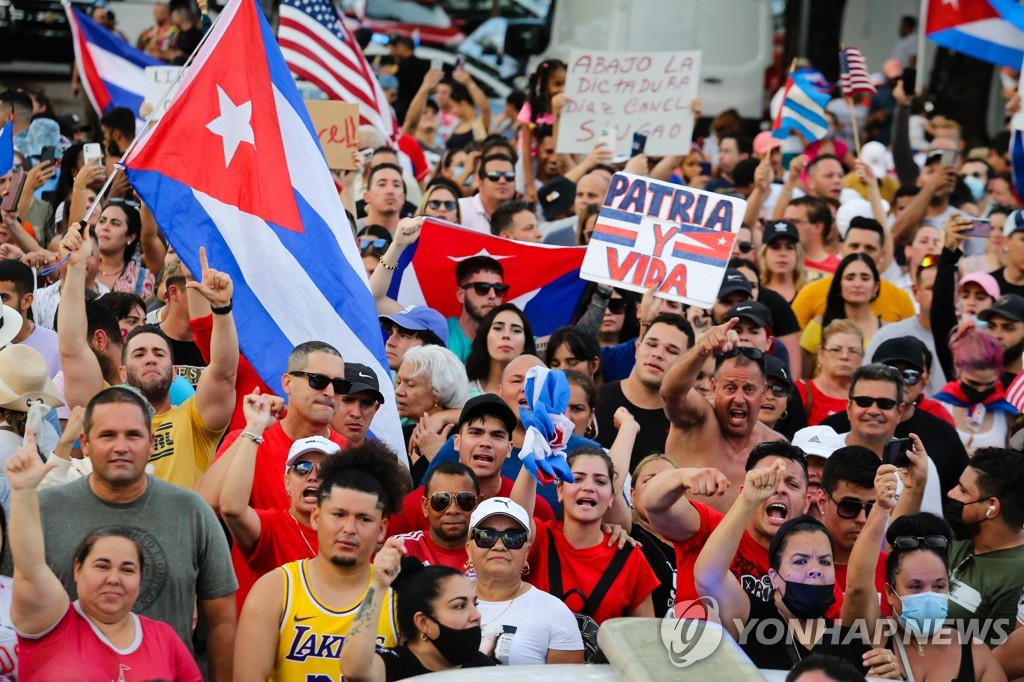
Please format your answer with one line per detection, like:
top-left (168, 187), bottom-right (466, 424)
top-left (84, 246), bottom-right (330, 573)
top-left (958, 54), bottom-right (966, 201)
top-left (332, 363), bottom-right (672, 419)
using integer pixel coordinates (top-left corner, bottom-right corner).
top-left (278, 0), bottom-right (398, 139)
top-left (122, 0), bottom-right (406, 463)
top-left (66, 5), bottom-right (165, 118)
top-left (926, 0), bottom-right (1024, 68)
top-left (385, 218), bottom-right (588, 337)
top-left (518, 367), bottom-right (574, 486)
top-left (771, 70), bottom-right (830, 142)
top-left (0, 121), bottom-right (12, 177)
top-left (838, 47), bottom-right (876, 97)
top-left (1012, 127), bottom-right (1024, 203)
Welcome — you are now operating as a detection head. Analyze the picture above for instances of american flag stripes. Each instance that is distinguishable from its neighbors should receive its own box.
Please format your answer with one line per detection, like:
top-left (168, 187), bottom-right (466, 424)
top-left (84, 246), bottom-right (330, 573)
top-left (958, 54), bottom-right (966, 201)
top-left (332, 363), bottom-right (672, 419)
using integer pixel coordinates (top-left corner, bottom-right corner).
top-left (278, 0), bottom-right (398, 139)
top-left (838, 47), bottom-right (876, 97)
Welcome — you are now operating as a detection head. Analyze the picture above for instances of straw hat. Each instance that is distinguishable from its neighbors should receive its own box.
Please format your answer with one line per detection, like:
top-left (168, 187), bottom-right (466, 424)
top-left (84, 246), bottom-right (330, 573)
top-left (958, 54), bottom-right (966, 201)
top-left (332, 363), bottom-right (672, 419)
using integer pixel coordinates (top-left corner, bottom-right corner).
top-left (0, 305), bottom-right (22, 349)
top-left (0, 345), bottom-right (64, 412)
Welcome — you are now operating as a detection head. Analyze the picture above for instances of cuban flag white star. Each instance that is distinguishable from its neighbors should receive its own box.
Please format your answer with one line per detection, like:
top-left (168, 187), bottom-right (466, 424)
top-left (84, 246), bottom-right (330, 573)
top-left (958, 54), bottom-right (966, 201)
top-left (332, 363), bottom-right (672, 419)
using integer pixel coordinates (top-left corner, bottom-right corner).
top-left (206, 85), bottom-right (255, 167)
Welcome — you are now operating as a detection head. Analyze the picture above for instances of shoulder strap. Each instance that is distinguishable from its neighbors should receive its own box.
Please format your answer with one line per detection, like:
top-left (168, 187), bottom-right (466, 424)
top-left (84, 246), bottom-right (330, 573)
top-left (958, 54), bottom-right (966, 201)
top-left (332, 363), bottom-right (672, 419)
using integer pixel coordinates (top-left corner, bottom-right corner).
top-left (546, 537), bottom-right (564, 600)
top-left (583, 545), bottom-right (632, 615)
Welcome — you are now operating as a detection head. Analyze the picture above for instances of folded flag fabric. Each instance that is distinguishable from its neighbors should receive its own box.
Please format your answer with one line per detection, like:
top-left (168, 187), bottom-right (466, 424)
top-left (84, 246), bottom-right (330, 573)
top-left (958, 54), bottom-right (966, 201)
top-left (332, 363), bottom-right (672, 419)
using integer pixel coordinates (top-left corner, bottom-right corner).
top-left (0, 121), bottom-right (12, 177)
top-left (771, 70), bottom-right (830, 142)
top-left (927, 0), bottom-right (1024, 69)
top-left (518, 366), bottom-right (575, 486)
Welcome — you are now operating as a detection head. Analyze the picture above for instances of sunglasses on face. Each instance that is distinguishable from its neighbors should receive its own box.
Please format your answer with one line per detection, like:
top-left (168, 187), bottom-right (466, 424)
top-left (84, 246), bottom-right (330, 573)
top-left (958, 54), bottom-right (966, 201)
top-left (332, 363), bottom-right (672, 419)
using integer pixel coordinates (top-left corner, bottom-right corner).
top-left (461, 282), bottom-right (510, 296)
top-left (358, 237), bottom-right (389, 250)
top-left (767, 382), bottom-right (790, 397)
top-left (290, 460), bottom-right (324, 477)
top-left (736, 241), bottom-right (753, 254)
top-left (826, 491), bottom-right (875, 519)
top-left (892, 535), bottom-right (948, 550)
top-left (427, 199), bottom-right (457, 211)
top-left (896, 368), bottom-right (922, 386)
top-left (428, 491), bottom-right (478, 513)
top-left (471, 527), bottom-right (528, 550)
top-left (289, 371), bottom-right (352, 394)
top-left (484, 170), bottom-right (517, 183)
top-left (606, 298), bottom-right (626, 314)
top-left (716, 347), bottom-right (765, 362)
top-left (850, 395), bottom-right (899, 410)
top-left (822, 346), bottom-right (864, 357)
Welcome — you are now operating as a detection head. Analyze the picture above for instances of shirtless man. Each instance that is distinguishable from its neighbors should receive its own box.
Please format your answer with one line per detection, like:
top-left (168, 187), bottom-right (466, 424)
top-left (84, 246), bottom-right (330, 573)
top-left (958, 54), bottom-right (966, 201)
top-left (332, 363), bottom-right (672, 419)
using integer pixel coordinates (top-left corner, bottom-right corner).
top-left (661, 318), bottom-right (783, 513)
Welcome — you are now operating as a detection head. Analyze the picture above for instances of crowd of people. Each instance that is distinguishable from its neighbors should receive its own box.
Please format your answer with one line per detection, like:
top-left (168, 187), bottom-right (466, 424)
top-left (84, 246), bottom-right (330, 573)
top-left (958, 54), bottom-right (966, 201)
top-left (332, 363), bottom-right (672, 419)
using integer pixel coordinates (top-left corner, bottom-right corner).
top-left (1, 4), bottom-right (1024, 681)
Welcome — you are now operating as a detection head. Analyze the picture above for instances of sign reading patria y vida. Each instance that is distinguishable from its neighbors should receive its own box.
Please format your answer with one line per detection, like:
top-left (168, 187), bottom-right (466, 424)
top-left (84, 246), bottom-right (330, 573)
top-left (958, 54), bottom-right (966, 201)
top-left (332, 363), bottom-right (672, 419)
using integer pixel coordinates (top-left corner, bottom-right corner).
top-left (582, 173), bottom-right (746, 308)
top-left (558, 50), bottom-right (701, 158)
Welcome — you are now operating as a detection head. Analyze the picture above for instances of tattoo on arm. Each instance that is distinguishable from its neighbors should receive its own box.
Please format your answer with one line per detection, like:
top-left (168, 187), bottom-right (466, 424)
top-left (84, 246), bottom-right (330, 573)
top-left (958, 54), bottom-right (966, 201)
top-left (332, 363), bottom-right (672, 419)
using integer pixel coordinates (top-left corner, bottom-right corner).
top-left (349, 587), bottom-right (376, 636)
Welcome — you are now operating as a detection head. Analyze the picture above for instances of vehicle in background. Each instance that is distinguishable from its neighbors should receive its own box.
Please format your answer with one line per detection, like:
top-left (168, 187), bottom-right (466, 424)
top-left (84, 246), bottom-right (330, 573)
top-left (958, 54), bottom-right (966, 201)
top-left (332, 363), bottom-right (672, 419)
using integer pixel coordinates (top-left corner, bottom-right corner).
top-left (457, 16), bottom-right (539, 82)
top-left (0, 0), bottom-right (102, 62)
top-left (340, 0), bottom-right (464, 49)
top-left (436, 0), bottom-right (547, 35)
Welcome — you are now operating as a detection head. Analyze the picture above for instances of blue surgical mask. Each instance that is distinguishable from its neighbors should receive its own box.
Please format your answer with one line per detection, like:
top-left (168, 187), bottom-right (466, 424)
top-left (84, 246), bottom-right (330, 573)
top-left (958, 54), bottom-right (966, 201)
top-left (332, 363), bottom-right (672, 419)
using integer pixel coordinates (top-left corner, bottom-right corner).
top-left (963, 174), bottom-right (985, 202)
top-left (894, 589), bottom-right (949, 636)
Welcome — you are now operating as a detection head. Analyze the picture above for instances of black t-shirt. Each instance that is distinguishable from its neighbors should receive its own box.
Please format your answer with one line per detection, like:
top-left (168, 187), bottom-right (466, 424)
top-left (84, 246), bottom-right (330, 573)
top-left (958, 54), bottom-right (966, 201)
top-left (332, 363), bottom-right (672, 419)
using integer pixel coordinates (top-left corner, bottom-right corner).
top-left (378, 646), bottom-right (494, 681)
top-left (595, 381), bottom-right (670, 473)
top-left (740, 592), bottom-right (868, 671)
top-left (759, 287), bottom-right (800, 337)
top-left (821, 407), bottom-right (969, 496)
top-left (168, 337), bottom-right (207, 387)
top-left (630, 523), bottom-right (676, 618)
top-left (991, 268), bottom-right (1024, 299)
top-left (173, 26), bottom-right (203, 65)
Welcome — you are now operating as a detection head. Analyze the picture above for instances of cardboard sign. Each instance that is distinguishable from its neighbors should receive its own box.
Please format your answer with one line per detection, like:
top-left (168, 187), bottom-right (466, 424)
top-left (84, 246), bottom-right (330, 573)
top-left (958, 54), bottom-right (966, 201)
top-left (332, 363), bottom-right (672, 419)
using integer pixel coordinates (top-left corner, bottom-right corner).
top-left (304, 101), bottom-right (359, 170)
top-left (581, 172), bottom-right (745, 308)
top-left (143, 66), bottom-right (186, 121)
top-left (557, 50), bottom-right (701, 157)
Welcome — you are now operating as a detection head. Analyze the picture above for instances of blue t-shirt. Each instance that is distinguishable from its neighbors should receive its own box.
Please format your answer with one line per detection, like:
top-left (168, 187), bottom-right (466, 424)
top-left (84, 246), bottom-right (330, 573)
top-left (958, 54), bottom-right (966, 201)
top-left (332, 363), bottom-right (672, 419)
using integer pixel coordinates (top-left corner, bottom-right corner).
top-left (446, 317), bottom-right (473, 363)
top-left (601, 338), bottom-right (637, 382)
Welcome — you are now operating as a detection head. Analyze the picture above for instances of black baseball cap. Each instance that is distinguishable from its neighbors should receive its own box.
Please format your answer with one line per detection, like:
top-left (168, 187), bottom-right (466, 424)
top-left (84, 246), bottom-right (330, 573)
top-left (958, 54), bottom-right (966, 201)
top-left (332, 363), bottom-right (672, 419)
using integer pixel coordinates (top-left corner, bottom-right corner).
top-left (724, 300), bottom-right (772, 329)
top-left (343, 363), bottom-right (385, 404)
top-left (764, 355), bottom-right (793, 389)
top-left (763, 220), bottom-right (799, 246)
top-left (979, 294), bottom-right (1024, 323)
top-left (538, 176), bottom-right (576, 222)
top-left (872, 337), bottom-right (925, 372)
top-left (457, 394), bottom-right (517, 434)
top-left (718, 268), bottom-right (753, 299)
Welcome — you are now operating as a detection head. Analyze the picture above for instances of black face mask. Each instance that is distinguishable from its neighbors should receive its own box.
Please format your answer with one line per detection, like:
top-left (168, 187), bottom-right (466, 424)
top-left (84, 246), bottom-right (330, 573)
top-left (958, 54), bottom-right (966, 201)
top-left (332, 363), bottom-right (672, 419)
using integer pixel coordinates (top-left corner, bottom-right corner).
top-left (1005, 339), bottom-right (1024, 368)
top-left (778, 580), bottom-right (836, 619)
top-left (427, 616), bottom-right (481, 665)
top-left (960, 384), bottom-right (995, 405)
top-left (944, 498), bottom-right (987, 539)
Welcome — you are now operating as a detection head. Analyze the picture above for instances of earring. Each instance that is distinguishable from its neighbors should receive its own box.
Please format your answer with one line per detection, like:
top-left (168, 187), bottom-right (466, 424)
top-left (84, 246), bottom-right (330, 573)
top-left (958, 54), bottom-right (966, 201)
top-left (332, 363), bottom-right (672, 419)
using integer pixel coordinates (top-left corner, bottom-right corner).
top-left (521, 560), bottom-right (530, 576)
top-left (780, 410), bottom-right (788, 420)
top-left (421, 632), bottom-right (430, 641)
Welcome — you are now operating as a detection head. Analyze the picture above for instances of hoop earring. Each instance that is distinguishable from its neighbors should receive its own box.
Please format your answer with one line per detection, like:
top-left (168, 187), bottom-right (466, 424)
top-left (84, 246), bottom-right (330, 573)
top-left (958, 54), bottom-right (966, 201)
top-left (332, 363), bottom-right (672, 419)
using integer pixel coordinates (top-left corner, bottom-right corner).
top-left (780, 410), bottom-right (788, 420)
top-left (421, 631), bottom-right (430, 641)
top-left (521, 560), bottom-right (530, 576)
top-left (584, 423), bottom-right (596, 439)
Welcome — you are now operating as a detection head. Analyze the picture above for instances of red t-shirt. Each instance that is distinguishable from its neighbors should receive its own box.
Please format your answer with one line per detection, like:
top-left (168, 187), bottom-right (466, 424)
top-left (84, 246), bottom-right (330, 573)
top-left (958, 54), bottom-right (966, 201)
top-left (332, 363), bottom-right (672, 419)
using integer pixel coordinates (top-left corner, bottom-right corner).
top-left (18, 603), bottom-right (201, 681)
top-left (386, 477), bottom-right (555, 537)
top-left (393, 530), bottom-right (470, 573)
top-left (797, 380), bottom-right (849, 427)
top-left (805, 253), bottom-right (841, 276)
top-left (835, 550), bottom-right (892, 617)
top-left (191, 314), bottom-right (271, 433)
top-left (232, 508), bottom-right (319, 613)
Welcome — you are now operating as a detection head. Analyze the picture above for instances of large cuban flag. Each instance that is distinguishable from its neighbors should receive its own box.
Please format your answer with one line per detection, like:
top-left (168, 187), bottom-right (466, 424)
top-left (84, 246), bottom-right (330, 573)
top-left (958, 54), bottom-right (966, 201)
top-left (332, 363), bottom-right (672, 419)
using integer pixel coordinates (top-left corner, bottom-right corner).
top-left (66, 5), bottom-right (165, 119)
top-left (0, 121), bottom-right (12, 177)
top-left (385, 218), bottom-right (588, 337)
top-left (121, 0), bottom-right (406, 463)
top-left (927, 0), bottom-right (1024, 69)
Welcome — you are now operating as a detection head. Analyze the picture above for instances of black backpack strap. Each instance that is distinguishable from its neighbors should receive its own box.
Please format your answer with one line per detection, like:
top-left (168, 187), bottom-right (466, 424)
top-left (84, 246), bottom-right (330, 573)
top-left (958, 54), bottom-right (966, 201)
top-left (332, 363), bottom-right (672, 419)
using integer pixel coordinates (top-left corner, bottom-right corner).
top-left (582, 545), bottom-right (632, 616)
top-left (546, 537), bottom-right (564, 599)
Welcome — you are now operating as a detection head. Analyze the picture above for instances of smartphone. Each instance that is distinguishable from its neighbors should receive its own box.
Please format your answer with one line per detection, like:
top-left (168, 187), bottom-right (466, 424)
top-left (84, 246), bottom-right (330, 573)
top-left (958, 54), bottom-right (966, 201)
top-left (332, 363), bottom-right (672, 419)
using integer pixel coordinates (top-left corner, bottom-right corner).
top-left (0, 167), bottom-right (25, 212)
top-left (40, 146), bottom-right (56, 165)
top-left (631, 132), bottom-right (647, 158)
top-left (454, 55), bottom-right (465, 70)
top-left (83, 143), bottom-right (102, 167)
top-left (966, 218), bottom-right (992, 238)
top-left (599, 126), bottom-right (617, 155)
top-left (883, 437), bottom-right (914, 469)
top-left (699, 161), bottom-right (712, 176)
top-left (939, 149), bottom-right (957, 168)
top-left (359, 147), bottom-right (374, 162)
top-left (430, 58), bottom-right (443, 71)
top-left (902, 67), bottom-right (917, 94)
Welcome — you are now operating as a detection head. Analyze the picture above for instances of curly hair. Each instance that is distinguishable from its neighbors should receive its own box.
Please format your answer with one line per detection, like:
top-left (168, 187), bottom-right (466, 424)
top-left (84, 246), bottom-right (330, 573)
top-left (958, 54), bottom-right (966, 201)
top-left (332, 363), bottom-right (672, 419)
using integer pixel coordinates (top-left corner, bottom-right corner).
top-left (317, 441), bottom-right (411, 517)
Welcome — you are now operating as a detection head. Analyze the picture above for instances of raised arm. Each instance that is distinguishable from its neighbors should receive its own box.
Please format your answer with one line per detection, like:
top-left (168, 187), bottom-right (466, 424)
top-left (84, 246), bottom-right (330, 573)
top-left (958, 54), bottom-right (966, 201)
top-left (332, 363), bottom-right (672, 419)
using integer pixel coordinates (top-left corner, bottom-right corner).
top-left (187, 247), bottom-right (239, 433)
top-left (219, 390), bottom-right (273, 554)
top-left (743, 155), bottom-right (774, 227)
top-left (694, 461), bottom-right (786, 639)
top-left (661, 318), bottom-right (738, 427)
top-left (855, 159), bottom-right (895, 274)
top-left (890, 433), bottom-right (928, 524)
top-left (401, 68), bottom-right (443, 137)
top-left (7, 429), bottom-right (68, 636)
top-left (932, 218), bottom-right (971, 383)
top-left (368, 217), bottom-right (422, 315)
top-left (339, 537), bottom-right (403, 682)
top-left (453, 69), bottom-right (491, 133)
top-left (891, 166), bottom-right (955, 245)
top-left (563, 140), bottom-right (613, 184)
top-left (138, 203), bottom-right (168, 274)
top-left (772, 154), bottom-right (806, 220)
top-left (56, 223), bottom-right (105, 409)
top-left (603, 407), bottom-right (641, 530)
top-left (643, 466), bottom-right (730, 542)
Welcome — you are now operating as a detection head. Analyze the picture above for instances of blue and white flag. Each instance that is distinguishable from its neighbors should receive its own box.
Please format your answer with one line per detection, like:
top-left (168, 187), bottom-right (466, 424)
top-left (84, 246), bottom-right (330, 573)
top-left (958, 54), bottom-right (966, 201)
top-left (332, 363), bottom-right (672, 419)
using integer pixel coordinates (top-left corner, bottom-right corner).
top-left (0, 121), bottom-right (13, 177)
top-left (771, 71), bottom-right (830, 142)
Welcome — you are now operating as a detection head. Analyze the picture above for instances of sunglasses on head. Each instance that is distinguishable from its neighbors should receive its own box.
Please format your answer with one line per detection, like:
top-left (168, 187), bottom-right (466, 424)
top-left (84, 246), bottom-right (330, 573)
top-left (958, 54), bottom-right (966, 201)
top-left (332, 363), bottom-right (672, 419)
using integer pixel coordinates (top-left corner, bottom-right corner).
top-left (893, 535), bottom-right (948, 550)
top-left (606, 298), bottom-right (627, 314)
top-left (825, 491), bottom-right (875, 519)
top-left (716, 347), bottom-right (765, 362)
top-left (471, 527), bottom-right (528, 550)
top-left (289, 371), bottom-right (352, 394)
top-left (290, 460), bottom-right (324, 477)
top-left (850, 395), bottom-right (899, 410)
top-left (736, 241), bottom-right (753, 254)
top-left (429, 491), bottom-right (478, 513)
top-left (358, 237), bottom-right (389, 251)
top-left (108, 197), bottom-right (141, 210)
top-left (427, 199), bottom-right (457, 211)
top-left (484, 170), bottom-right (516, 183)
top-left (461, 282), bottom-right (510, 296)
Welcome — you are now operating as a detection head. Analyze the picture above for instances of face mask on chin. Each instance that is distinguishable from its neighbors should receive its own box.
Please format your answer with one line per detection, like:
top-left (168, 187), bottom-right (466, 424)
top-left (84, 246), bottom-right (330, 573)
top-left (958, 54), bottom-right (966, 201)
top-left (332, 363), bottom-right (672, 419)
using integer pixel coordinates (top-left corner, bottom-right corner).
top-left (426, 615), bottom-right (482, 665)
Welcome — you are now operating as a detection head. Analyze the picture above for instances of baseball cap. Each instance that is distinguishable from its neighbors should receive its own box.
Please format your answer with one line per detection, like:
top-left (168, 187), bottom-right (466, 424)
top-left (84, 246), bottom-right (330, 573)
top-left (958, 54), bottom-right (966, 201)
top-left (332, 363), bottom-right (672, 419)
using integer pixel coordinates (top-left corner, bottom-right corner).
top-left (718, 269), bottom-right (753, 299)
top-left (285, 436), bottom-right (342, 472)
top-left (764, 355), bottom-right (793, 389)
top-left (979, 294), bottom-right (1024, 323)
top-left (753, 130), bottom-right (782, 157)
top-left (343, 363), bottom-right (384, 404)
top-left (872, 336), bottom-right (925, 372)
top-left (56, 113), bottom-right (89, 138)
top-left (538, 176), bottom-right (576, 222)
top-left (792, 425), bottom-right (844, 460)
top-left (859, 141), bottom-right (889, 180)
top-left (958, 272), bottom-right (999, 301)
top-left (763, 220), bottom-right (799, 246)
top-left (379, 305), bottom-right (449, 345)
top-left (724, 300), bottom-right (773, 329)
top-left (1005, 210), bottom-right (1024, 238)
top-left (457, 394), bottom-right (517, 435)
top-left (469, 496), bottom-right (530, 536)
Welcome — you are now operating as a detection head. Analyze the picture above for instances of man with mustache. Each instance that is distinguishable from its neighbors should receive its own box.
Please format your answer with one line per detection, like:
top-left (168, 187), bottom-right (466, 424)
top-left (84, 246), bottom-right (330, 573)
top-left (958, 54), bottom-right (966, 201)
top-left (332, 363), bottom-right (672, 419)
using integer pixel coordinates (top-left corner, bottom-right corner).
top-left (978, 294), bottom-right (1024, 388)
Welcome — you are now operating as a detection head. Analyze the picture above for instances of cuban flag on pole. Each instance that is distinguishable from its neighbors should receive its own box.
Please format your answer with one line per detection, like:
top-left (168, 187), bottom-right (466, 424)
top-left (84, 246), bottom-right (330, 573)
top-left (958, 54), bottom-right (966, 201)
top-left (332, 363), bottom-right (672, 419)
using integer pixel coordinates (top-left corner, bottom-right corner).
top-left (121, 0), bottom-right (407, 463)
top-left (65, 4), bottom-right (165, 118)
top-left (385, 218), bottom-right (588, 337)
top-left (927, 0), bottom-right (1024, 69)
top-left (771, 70), bottom-right (830, 142)
top-left (0, 121), bottom-right (12, 177)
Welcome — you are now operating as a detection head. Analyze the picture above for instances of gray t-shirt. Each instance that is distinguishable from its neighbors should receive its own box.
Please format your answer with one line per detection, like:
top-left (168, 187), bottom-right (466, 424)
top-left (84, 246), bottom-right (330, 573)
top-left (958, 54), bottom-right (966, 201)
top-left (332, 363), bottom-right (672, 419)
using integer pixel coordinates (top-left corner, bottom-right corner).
top-left (38, 475), bottom-right (236, 646)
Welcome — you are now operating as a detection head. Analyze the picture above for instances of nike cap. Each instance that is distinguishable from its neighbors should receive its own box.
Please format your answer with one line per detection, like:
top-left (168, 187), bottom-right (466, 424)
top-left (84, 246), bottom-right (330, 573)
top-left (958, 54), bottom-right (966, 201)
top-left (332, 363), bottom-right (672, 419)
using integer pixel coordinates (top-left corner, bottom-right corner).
top-left (343, 363), bottom-right (385, 404)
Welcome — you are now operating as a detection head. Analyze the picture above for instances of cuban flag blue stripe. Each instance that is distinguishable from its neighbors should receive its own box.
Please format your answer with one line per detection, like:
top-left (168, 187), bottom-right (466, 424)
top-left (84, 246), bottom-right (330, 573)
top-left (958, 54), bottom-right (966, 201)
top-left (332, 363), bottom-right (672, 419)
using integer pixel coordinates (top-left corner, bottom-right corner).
top-left (670, 249), bottom-right (729, 268)
top-left (590, 231), bottom-right (637, 247)
top-left (781, 97), bottom-right (828, 130)
top-left (1012, 129), bottom-right (1024, 202)
top-left (598, 207), bottom-right (644, 225)
top-left (929, 27), bottom-right (1024, 68)
top-left (521, 269), bottom-right (588, 336)
top-left (0, 121), bottom-right (12, 176)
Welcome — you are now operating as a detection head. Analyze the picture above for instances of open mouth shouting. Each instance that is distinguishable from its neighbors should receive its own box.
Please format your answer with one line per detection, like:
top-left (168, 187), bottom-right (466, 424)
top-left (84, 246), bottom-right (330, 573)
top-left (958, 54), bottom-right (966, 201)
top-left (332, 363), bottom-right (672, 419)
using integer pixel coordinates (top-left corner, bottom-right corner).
top-left (765, 502), bottom-right (789, 526)
top-left (576, 495), bottom-right (598, 509)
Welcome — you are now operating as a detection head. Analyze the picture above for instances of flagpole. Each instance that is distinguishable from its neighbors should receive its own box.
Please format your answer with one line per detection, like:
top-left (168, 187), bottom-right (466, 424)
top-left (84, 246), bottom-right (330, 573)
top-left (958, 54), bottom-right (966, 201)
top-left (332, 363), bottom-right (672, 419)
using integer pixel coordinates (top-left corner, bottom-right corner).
top-left (916, 0), bottom-right (928, 93)
top-left (839, 45), bottom-right (862, 156)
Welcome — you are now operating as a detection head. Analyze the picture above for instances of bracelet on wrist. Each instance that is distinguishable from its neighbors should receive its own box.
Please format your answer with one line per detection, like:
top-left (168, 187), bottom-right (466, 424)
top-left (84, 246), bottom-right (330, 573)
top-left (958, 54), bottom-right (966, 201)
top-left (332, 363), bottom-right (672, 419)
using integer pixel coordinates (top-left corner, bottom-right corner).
top-left (378, 256), bottom-right (398, 271)
top-left (240, 430), bottom-right (264, 445)
top-left (211, 299), bottom-right (233, 315)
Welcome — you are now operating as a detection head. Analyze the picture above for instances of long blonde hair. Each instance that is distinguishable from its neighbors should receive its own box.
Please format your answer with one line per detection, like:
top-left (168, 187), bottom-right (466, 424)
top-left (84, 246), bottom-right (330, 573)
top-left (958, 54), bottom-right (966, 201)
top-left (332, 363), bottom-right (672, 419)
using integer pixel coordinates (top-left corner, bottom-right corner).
top-left (758, 240), bottom-right (806, 291)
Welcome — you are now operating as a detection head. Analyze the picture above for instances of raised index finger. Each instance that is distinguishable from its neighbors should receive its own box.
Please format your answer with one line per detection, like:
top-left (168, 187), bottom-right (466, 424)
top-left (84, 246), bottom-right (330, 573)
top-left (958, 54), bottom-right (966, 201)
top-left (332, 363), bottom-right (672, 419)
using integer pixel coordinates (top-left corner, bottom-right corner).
top-left (198, 247), bottom-right (210, 275)
top-left (721, 316), bottom-right (740, 332)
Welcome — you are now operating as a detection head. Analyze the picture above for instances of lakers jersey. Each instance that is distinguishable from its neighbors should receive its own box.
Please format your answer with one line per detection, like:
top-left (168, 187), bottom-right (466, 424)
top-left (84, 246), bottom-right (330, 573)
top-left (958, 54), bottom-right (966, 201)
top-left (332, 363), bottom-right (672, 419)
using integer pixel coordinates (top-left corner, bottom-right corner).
top-left (273, 559), bottom-right (399, 682)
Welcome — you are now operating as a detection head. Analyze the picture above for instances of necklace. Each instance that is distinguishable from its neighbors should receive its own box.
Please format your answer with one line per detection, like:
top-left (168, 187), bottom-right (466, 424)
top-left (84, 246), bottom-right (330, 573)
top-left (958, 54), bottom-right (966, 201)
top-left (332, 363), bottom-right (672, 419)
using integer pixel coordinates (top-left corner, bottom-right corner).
top-left (481, 582), bottom-right (524, 627)
top-left (288, 509), bottom-right (316, 559)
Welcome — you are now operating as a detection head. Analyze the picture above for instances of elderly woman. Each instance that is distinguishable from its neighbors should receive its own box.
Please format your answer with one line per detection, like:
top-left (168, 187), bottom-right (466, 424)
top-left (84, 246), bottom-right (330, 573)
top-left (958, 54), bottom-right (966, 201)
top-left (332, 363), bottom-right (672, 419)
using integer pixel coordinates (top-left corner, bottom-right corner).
top-left (797, 319), bottom-right (865, 426)
top-left (396, 345), bottom-right (469, 487)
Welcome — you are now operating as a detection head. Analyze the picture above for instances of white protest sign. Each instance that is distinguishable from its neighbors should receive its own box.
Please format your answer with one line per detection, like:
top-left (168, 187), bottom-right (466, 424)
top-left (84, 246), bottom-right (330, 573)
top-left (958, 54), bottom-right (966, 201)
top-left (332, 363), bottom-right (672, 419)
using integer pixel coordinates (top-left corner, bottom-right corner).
top-left (581, 172), bottom-right (745, 308)
top-left (557, 50), bottom-right (701, 157)
top-left (143, 66), bottom-right (186, 121)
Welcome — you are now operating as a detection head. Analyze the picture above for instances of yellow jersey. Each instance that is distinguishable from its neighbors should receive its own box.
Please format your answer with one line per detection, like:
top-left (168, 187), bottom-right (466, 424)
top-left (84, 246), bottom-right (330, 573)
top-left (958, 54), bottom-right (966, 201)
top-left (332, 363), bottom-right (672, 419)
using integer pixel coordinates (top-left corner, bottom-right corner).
top-left (149, 396), bottom-right (225, 490)
top-left (272, 559), bottom-right (399, 682)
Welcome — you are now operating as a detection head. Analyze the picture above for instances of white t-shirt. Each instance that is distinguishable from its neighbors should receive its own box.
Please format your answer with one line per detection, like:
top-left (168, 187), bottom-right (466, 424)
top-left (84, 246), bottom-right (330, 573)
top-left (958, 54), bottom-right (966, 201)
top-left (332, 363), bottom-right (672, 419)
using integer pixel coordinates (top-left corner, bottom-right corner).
top-left (863, 316), bottom-right (946, 396)
top-left (0, 577), bottom-right (15, 680)
top-left (478, 584), bottom-right (583, 665)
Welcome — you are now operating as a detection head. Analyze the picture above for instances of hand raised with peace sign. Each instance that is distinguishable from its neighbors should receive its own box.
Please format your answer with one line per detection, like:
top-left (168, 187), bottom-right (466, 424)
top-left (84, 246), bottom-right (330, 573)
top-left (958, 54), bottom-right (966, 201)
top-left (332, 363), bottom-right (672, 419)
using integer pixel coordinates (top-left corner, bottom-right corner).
top-left (185, 246), bottom-right (233, 308)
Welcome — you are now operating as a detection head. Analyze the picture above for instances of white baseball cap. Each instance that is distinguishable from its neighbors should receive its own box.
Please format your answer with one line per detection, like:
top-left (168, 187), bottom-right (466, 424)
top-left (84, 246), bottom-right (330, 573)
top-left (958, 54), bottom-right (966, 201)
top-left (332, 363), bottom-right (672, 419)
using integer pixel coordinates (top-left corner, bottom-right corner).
top-left (285, 436), bottom-right (341, 472)
top-left (469, 497), bottom-right (531, 537)
top-left (792, 425), bottom-right (844, 460)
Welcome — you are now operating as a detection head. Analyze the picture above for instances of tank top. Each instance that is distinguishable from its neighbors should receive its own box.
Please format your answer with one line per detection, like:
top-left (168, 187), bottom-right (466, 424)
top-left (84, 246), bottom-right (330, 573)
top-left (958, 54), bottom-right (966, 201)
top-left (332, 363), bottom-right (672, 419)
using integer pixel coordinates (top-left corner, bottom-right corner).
top-left (273, 560), bottom-right (399, 682)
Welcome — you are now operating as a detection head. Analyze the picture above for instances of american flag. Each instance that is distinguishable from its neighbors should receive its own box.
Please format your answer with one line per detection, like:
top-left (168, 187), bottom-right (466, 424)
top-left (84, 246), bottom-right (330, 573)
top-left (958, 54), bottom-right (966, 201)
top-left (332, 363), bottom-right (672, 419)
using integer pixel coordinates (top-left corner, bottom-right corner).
top-left (278, 0), bottom-right (398, 139)
top-left (838, 47), bottom-right (876, 97)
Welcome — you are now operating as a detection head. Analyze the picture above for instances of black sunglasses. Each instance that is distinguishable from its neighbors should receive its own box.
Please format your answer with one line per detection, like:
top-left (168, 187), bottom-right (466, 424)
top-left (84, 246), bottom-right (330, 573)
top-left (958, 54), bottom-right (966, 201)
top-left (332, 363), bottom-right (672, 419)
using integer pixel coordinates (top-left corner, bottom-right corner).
top-left (429, 491), bottom-right (478, 513)
top-left (736, 241), bottom-right (754, 254)
top-left (825, 491), bottom-right (875, 519)
top-left (897, 368), bottom-right (922, 386)
top-left (461, 282), bottom-right (509, 296)
top-left (767, 382), bottom-right (790, 397)
top-left (606, 299), bottom-right (627, 314)
top-left (427, 199), bottom-right (457, 211)
top-left (290, 460), bottom-right (325, 476)
top-left (471, 527), bottom-right (528, 550)
top-left (484, 170), bottom-right (516, 183)
top-left (358, 237), bottom-right (389, 251)
top-left (850, 395), bottom-right (899, 410)
top-left (289, 371), bottom-right (352, 394)
top-left (893, 535), bottom-right (948, 550)
top-left (716, 347), bottom-right (765, 362)
top-left (107, 197), bottom-right (141, 210)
